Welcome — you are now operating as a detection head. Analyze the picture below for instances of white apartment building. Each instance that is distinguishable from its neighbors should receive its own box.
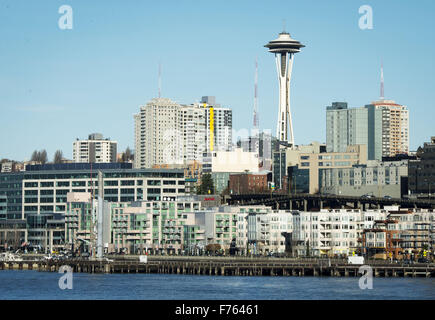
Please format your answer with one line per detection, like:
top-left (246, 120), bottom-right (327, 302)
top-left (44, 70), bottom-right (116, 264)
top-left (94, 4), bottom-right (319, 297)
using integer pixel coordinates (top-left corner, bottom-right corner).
top-left (179, 105), bottom-right (206, 163)
top-left (199, 96), bottom-right (232, 153)
top-left (203, 105), bottom-right (232, 152)
top-left (134, 98), bottom-right (182, 168)
top-left (62, 196), bottom-right (435, 257)
top-left (204, 206), bottom-right (241, 250)
top-left (292, 209), bottom-right (366, 257)
top-left (73, 133), bottom-right (117, 163)
top-left (247, 209), bottom-right (293, 254)
top-left (367, 100), bottom-right (409, 158)
top-left (202, 205), bottom-right (293, 255)
top-left (134, 97), bottom-right (232, 168)
top-left (133, 113), bottom-right (141, 169)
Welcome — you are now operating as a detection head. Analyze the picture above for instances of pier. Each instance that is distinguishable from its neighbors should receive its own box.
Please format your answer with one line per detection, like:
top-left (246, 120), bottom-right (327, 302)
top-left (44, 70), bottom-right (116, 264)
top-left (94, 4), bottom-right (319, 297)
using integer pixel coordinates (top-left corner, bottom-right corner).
top-left (1, 257), bottom-right (434, 278)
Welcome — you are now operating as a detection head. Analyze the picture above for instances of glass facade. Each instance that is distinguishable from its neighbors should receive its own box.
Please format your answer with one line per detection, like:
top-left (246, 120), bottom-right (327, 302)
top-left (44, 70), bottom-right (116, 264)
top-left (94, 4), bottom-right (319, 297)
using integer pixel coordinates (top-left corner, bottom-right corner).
top-left (0, 167), bottom-right (185, 221)
top-left (288, 167), bottom-right (309, 194)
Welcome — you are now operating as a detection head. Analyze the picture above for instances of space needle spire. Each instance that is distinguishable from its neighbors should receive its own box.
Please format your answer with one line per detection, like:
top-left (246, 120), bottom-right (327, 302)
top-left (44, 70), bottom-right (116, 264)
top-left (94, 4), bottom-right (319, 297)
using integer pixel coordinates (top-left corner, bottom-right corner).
top-left (265, 30), bottom-right (304, 148)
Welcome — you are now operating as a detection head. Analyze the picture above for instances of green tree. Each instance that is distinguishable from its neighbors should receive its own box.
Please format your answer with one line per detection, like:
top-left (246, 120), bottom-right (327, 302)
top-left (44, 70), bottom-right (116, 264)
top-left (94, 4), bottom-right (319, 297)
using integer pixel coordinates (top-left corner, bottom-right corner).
top-left (197, 174), bottom-right (215, 195)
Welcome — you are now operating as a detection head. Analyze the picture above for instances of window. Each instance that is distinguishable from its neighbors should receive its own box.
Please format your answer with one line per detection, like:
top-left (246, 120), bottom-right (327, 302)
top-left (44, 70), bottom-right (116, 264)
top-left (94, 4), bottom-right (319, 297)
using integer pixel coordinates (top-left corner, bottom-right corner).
top-left (57, 181), bottom-right (70, 187)
top-left (25, 182), bottom-right (38, 188)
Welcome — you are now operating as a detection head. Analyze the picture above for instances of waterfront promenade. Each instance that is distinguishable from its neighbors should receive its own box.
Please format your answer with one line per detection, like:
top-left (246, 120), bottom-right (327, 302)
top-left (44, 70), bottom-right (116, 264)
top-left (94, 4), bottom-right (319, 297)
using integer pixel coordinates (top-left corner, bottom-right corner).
top-left (1, 256), bottom-right (434, 278)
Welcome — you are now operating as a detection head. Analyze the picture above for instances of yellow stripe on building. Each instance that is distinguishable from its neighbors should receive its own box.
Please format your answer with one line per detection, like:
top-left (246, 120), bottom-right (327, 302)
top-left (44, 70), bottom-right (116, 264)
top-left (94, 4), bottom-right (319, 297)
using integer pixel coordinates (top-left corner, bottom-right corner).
top-left (209, 107), bottom-right (214, 152)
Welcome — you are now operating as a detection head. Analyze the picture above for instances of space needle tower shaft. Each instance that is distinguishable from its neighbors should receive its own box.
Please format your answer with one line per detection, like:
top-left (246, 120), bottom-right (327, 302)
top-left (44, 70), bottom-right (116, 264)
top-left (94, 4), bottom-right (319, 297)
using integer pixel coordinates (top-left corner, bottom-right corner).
top-left (265, 31), bottom-right (304, 148)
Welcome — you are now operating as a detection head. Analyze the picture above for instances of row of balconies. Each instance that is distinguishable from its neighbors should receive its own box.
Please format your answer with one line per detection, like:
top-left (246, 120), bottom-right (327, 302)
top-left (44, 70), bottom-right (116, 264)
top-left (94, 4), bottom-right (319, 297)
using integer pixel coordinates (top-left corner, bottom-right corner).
top-left (164, 222), bottom-right (177, 227)
top-left (163, 229), bottom-right (181, 234)
top-left (112, 216), bottom-right (128, 221)
top-left (163, 235), bottom-right (181, 240)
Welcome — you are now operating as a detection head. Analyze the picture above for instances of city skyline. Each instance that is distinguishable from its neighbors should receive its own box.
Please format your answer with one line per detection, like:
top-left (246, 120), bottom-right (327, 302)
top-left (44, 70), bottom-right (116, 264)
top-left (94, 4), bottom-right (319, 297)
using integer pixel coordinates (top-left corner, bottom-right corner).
top-left (1, 0), bottom-right (435, 161)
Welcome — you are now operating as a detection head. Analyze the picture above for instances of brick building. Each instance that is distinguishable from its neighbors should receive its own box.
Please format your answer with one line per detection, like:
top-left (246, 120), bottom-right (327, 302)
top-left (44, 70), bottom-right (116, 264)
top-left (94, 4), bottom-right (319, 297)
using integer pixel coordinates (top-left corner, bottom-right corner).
top-left (229, 172), bottom-right (270, 195)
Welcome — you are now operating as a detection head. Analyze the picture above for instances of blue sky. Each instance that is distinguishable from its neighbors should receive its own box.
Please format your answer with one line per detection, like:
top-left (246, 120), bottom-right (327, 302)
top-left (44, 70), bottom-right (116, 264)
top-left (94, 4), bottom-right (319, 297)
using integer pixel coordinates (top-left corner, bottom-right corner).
top-left (0, 0), bottom-right (434, 161)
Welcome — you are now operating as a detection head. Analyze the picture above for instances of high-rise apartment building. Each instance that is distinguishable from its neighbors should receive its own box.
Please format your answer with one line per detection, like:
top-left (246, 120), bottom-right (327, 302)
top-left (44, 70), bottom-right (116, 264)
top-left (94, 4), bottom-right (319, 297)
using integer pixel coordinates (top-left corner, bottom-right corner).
top-left (326, 102), bottom-right (368, 154)
top-left (366, 100), bottom-right (409, 159)
top-left (134, 97), bottom-right (232, 169)
top-left (134, 98), bottom-right (182, 168)
top-left (179, 105), bottom-right (206, 163)
top-left (326, 100), bottom-right (409, 160)
top-left (73, 133), bottom-right (117, 163)
top-left (200, 96), bottom-right (232, 153)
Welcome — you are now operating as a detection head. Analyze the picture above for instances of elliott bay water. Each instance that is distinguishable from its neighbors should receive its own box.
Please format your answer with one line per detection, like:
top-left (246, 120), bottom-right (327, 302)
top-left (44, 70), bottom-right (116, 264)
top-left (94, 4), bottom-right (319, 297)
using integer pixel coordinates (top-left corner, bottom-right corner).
top-left (0, 270), bottom-right (434, 300)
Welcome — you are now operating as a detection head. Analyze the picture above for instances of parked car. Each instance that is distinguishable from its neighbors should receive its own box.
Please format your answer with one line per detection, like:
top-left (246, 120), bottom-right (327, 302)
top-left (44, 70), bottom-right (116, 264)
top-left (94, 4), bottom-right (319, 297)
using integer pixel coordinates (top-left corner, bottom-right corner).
top-left (383, 195), bottom-right (392, 199)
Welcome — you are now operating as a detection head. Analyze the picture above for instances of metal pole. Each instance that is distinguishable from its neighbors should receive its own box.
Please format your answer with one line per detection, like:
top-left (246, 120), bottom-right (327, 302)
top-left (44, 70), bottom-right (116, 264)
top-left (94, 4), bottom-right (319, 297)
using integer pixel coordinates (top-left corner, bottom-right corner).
top-left (97, 170), bottom-right (104, 259)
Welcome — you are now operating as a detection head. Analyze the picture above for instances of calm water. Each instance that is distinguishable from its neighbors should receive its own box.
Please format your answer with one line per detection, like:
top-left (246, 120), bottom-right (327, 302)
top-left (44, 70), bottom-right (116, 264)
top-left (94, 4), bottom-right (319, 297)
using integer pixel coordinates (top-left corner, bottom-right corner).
top-left (0, 270), bottom-right (434, 300)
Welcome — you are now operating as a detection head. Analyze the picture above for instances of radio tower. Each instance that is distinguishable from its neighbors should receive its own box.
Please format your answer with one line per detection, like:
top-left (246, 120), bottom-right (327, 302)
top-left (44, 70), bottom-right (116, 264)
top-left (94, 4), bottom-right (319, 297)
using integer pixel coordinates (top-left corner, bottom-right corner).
top-left (253, 58), bottom-right (259, 130)
top-left (158, 63), bottom-right (162, 98)
top-left (380, 60), bottom-right (384, 100)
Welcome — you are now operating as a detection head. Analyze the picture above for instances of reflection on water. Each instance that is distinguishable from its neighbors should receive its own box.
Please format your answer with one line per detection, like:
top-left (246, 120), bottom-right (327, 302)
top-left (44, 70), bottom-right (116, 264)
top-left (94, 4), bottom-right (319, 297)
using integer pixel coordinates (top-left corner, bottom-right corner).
top-left (0, 271), bottom-right (434, 300)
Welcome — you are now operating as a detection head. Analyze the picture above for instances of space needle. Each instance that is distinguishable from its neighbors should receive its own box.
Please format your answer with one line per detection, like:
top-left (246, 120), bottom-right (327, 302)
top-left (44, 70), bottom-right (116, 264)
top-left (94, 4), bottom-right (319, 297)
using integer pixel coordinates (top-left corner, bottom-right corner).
top-left (265, 30), bottom-right (304, 148)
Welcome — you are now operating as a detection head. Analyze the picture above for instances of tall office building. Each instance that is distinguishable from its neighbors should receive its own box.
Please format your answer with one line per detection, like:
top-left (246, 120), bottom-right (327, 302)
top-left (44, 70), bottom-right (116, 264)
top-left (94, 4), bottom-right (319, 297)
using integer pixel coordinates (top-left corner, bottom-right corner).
top-left (73, 133), bottom-right (117, 163)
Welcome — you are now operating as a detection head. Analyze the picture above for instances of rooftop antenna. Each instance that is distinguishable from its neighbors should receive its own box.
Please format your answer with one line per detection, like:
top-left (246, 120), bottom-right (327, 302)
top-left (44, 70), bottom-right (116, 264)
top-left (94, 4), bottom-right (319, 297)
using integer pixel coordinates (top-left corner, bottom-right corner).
top-left (380, 59), bottom-right (384, 100)
top-left (253, 57), bottom-right (259, 130)
top-left (158, 63), bottom-right (162, 98)
top-left (282, 19), bottom-right (286, 33)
